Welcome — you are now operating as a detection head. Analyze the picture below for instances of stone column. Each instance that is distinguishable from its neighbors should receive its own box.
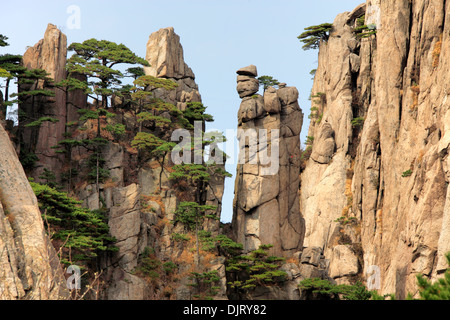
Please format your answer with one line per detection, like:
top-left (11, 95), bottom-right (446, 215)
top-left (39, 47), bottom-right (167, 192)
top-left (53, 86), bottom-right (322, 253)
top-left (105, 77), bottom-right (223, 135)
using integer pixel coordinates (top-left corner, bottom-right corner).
top-left (232, 65), bottom-right (305, 257)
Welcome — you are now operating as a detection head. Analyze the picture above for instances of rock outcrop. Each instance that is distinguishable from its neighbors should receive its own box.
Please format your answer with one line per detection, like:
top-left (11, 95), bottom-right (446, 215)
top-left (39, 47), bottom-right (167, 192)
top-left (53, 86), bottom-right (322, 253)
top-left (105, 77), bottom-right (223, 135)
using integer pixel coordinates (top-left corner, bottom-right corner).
top-left (0, 123), bottom-right (67, 299)
top-left (232, 65), bottom-right (304, 257)
top-left (19, 24), bottom-right (82, 182)
top-left (144, 27), bottom-right (201, 111)
top-left (300, 0), bottom-right (450, 297)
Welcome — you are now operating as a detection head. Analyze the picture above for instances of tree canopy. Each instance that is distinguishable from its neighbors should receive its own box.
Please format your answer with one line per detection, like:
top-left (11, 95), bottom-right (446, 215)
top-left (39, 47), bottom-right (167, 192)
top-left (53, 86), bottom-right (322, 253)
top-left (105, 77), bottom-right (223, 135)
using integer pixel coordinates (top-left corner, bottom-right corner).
top-left (298, 23), bottom-right (333, 50)
top-left (257, 75), bottom-right (280, 91)
top-left (64, 38), bottom-right (150, 107)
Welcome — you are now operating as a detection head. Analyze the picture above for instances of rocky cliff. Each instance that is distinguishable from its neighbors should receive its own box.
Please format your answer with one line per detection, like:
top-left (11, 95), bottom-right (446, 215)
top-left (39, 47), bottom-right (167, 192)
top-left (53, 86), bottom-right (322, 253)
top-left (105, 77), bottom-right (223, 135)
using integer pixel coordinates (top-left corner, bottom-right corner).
top-left (2, 1), bottom-right (450, 301)
top-left (18, 24), bottom-right (85, 182)
top-left (0, 123), bottom-right (67, 299)
top-left (300, 0), bottom-right (450, 297)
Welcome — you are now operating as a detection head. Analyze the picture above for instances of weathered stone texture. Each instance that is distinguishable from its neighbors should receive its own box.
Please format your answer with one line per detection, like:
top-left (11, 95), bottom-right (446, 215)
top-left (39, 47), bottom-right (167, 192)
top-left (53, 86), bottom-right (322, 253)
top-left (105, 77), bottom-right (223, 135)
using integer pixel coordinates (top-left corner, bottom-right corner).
top-left (232, 65), bottom-right (304, 257)
top-left (0, 123), bottom-right (67, 299)
top-left (300, 0), bottom-right (450, 297)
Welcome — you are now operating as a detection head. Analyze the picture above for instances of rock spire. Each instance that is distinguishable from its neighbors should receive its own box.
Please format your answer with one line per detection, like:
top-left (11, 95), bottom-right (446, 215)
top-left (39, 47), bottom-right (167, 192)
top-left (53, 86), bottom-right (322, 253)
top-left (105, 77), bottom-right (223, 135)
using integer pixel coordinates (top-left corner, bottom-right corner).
top-left (232, 65), bottom-right (304, 257)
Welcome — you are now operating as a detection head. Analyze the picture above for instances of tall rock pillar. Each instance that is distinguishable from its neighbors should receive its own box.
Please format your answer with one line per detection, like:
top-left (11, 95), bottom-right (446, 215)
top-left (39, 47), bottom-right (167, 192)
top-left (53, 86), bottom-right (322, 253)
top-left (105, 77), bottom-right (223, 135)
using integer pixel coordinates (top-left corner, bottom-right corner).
top-left (19, 24), bottom-right (69, 181)
top-left (232, 65), bottom-right (305, 257)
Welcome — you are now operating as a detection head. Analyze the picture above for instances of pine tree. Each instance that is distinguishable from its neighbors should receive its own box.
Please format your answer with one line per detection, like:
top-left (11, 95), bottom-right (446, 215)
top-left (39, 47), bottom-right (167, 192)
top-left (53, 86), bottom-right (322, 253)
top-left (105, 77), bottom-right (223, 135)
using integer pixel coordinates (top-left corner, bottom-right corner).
top-left (298, 23), bottom-right (333, 50)
top-left (30, 180), bottom-right (117, 268)
top-left (227, 244), bottom-right (287, 298)
top-left (174, 201), bottom-right (217, 266)
top-left (56, 38), bottom-right (148, 193)
top-left (416, 253), bottom-right (450, 300)
top-left (257, 75), bottom-right (280, 91)
top-left (64, 38), bottom-right (149, 108)
top-left (0, 34), bottom-right (24, 121)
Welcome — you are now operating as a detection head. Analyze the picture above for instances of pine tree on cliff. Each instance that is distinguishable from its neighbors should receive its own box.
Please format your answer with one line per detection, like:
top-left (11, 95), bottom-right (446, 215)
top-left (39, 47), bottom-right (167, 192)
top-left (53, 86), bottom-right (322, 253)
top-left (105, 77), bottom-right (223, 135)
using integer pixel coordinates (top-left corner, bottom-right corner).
top-left (0, 35), bottom-right (56, 127)
top-left (0, 34), bottom-right (23, 121)
top-left (64, 38), bottom-right (149, 108)
top-left (57, 38), bottom-right (149, 193)
top-left (415, 253), bottom-right (450, 300)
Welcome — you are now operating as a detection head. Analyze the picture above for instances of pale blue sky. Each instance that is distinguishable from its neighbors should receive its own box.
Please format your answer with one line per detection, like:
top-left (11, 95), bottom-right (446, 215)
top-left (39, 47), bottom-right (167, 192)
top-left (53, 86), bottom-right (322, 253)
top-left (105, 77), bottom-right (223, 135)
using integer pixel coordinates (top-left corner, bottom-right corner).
top-left (2, 0), bottom-right (363, 223)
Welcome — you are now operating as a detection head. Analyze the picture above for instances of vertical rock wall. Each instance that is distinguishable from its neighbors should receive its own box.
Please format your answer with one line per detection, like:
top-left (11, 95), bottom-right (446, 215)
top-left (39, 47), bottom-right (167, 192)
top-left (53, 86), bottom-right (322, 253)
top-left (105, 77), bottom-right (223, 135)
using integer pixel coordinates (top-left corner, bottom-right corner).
top-left (301, 0), bottom-right (450, 297)
top-left (0, 123), bottom-right (67, 299)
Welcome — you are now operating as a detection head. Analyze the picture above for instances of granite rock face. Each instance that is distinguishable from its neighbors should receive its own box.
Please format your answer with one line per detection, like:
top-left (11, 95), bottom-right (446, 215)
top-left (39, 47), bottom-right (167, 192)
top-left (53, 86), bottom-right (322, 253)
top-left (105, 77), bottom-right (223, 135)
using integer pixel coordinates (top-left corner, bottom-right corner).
top-left (300, 1), bottom-right (450, 297)
top-left (19, 24), bottom-right (83, 182)
top-left (232, 65), bottom-right (305, 257)
top-left (144, 27), bottom-right (201, 111)
top-left (0, 123), bottom-right (67, 300)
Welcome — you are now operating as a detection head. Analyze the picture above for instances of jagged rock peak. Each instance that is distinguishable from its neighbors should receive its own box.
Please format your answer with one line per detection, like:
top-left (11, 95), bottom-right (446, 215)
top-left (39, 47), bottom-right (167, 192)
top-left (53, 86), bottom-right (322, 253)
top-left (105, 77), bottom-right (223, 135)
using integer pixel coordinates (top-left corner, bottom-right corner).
top-left (20, 24), bottom-right (71, 183)
top-left (144, 27), bottom-right (195, 80)
top-left (22, 23), bottom-right (67, 82)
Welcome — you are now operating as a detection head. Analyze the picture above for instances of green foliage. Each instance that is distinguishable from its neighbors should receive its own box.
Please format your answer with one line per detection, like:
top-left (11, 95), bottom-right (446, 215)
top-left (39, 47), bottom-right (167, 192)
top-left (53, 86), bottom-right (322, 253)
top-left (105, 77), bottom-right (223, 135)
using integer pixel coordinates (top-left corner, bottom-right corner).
top-left (86, 152), bottom-right (110, 184)
top-left (15, 68), bottom-right (55, 90)
top-left (126, 66), bottom-right (145, 80)
top-left (305, 136), bottom-right (314, 146)
top-left (172, 232), bottom-right (190, 242)
top-left (19, 152), bottom-right (39, 170)
top-left (188, 270), bottom-right (221, 300)
top-left (77, 107), bottom-right (116, 122)
top-left (416, 253), bottom-right (450, 300)
top-left (351, 117), bottom-right (365, 129)
top-left (135, 247), bottom-right (178, 280)
top-left (298, 278), bottom-right (372, 300)
top-left (170, 164), bottom-right (211, 183)
top-left (38, 168), bottom-right (58, 189)
top-left (24, 116), bottom-right (59, 128)
top-left (354, 15), bottom-right (377, 39)
top-left (334, 216), bottom-right (358, 226)
top-left (316, 113), bottom-right (323, 124)
top-left (0, 34), bottom-right (9, 47)
top-left (64, 38), bottom-right (149, 107)
top-left (133, 75), bottom-right (178, 92)
top-left (182, 102), bottom-right (214, 127)
top-left (163, 261), bottom-right (178, 274)
top-left (212, 166), bottom-right (233, 179)
top-left (227, 244), bottom-right (287, 292)
top-left (198, 231), bottom-right (243, 257)
top-left (402, 169), bottom-right (413, 178)
top-left (131, 132), bottom-right (164, 151)
top-left (105, 123), bottom-right (126, 136)
top-left (136, 247), bottom-right (161, 279)
top-left (174, 202), bottom-right (217, 231)
top-left (131, 132), bottom-right (177, 167)
top-left (311, 92), bottom-right (326, 107)
top-left (257, 75), bottom-right (280, 91)
top-left (30, 181), bottom-right (117, 267)
top-left (128, 75), bottom-right (190, 145)
top-left (298, 23), bottom-right (333, 50)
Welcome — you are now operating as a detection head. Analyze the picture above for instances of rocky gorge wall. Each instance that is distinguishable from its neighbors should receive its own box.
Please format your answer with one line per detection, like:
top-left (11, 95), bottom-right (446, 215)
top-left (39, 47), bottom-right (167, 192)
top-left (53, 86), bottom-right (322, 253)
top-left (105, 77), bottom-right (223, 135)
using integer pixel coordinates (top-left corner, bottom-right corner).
top-left (300, 0), bottom-right (450, 297)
